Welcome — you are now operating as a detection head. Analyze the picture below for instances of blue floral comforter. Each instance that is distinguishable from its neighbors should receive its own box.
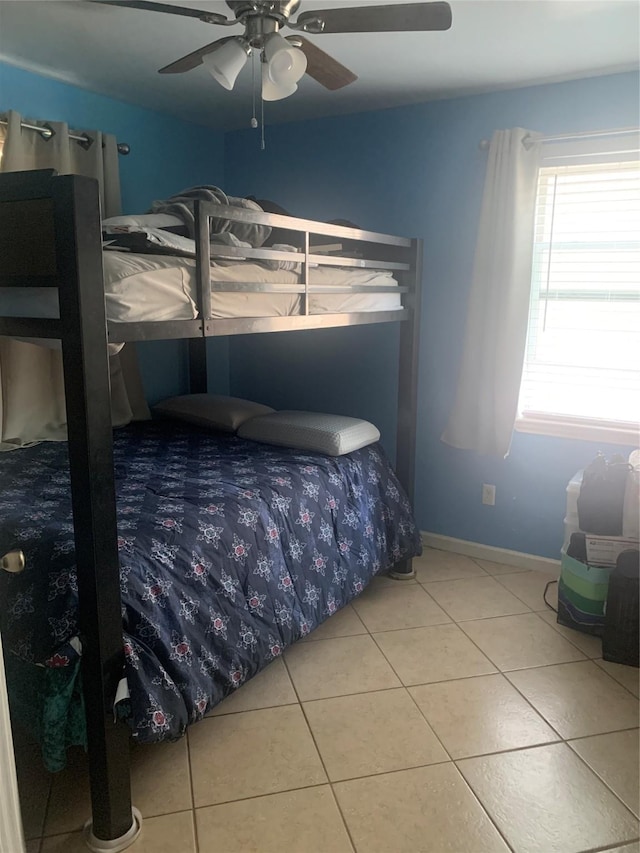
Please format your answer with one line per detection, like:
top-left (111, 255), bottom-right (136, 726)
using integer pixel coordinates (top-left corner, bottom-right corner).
top-left (0, 421), bottom-right (421, 755)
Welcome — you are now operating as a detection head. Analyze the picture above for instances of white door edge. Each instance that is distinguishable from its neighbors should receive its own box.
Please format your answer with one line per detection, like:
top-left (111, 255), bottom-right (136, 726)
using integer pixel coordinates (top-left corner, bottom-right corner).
top-left (0, 631), bottom-right (25, 853)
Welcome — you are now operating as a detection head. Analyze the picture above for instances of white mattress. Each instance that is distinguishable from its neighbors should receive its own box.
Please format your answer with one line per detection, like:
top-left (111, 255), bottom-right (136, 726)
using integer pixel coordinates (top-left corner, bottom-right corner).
top-left (103, 252), bottom-right (402, 322)
top-left (0, 252), bottom-right (401, 326)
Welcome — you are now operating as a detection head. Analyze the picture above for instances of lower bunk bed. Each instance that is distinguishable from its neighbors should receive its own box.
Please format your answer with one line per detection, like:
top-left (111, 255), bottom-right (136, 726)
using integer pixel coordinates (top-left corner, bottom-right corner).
top-left (0, 418), bottom-right (422, 773)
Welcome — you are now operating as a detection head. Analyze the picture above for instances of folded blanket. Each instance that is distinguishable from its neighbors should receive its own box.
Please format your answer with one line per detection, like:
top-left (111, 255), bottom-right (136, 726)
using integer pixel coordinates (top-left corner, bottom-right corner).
top-left (103, 226), bottom-right (250, 258)
top-left (103, 227), bottom-right (301, 272)
top-left (149, 186), bottom-right (271, 249)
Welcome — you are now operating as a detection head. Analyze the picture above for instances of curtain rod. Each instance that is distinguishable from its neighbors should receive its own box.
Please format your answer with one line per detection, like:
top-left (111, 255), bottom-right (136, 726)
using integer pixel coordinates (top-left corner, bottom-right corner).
top-left (478, 126), bottom-right (638, 151)
top-left (0, 118), bottom-right (130, 155)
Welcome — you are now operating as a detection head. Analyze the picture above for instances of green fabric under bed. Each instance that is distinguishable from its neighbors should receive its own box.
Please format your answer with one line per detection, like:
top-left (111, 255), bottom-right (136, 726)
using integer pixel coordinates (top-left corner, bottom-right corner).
top-left (4, 652), bottom-right (86, 772)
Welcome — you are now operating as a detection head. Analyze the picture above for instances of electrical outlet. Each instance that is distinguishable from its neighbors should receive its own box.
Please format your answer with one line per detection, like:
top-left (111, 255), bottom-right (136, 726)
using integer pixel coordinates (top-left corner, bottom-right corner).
top-left (482, 484), bottom-right (496, 506)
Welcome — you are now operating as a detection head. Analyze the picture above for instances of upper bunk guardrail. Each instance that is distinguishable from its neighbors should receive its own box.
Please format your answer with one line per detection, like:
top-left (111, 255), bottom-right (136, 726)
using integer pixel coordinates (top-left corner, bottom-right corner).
top-left (194, 201), bottom-right (416, 320)
top-left (196, 201), bottom-right (413, 248)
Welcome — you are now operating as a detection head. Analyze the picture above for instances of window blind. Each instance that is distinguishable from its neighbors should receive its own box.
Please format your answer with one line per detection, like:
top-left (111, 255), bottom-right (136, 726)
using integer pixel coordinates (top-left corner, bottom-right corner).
top-left (519, 158), bottom-right (640, 427)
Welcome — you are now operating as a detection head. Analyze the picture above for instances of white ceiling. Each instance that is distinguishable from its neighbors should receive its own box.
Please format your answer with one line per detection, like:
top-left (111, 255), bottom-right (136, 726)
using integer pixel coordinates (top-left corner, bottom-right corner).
top-left (0, 0), bottom-right (638, 130)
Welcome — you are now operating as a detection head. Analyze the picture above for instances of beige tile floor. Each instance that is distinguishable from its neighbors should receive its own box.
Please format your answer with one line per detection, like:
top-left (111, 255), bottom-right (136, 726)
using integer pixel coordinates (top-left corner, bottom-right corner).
top-left (14, 547), bottom-right (640, 853)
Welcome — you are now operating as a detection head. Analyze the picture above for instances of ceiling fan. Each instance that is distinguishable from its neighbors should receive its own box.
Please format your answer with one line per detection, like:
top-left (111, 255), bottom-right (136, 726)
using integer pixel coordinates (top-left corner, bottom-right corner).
top-left (93, 1), bottom-right (452, 100)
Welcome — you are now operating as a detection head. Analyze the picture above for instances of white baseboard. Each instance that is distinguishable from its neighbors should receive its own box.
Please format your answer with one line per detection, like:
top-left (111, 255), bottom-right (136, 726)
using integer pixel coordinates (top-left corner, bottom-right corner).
top-left (421, 532), bottom-right (560, 574)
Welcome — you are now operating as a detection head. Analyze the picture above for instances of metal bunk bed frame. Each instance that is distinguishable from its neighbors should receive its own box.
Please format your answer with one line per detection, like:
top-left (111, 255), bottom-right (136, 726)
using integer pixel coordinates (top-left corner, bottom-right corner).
top-left (0, 170), bottom-right (422, 850)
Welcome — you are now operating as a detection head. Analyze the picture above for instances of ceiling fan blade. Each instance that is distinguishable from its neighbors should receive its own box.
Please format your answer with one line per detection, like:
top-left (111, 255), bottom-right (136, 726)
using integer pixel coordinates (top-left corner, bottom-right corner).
top-left (159, 37), bottom-right (233, 74)
top-left (91, 1), bottom-right (229, 24)
top-left (295, 37), bottom-right (357, 91)
top-left (295, 2), bottom-right (452, 34)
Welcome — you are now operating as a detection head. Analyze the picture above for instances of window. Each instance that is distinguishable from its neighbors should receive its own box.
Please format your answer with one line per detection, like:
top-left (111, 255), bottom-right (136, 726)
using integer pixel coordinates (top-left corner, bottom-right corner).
top-left (517, 137), bottom-right (640, 443)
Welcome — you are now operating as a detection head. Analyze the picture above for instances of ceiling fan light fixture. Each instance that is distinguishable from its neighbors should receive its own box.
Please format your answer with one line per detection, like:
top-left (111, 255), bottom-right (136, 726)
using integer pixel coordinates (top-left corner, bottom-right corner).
top-left (261, 60), bottom-right (298, 101)
top-left (263, 32), bottom-right (307, 86)
top-left (202, 36), bottom-right (250, 91)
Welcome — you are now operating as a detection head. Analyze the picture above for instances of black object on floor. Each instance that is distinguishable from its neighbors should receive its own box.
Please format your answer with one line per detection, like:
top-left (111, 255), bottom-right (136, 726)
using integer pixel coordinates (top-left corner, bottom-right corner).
top-left (577, 453), bottom-right (629, 535)
top-left (602, 549), bottom-right (640, 668)
top-left (567, 532), bottom-right (588, 562)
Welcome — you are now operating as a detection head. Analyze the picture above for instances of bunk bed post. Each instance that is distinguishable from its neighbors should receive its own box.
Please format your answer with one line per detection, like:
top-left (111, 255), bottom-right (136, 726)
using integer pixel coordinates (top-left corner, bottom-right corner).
top-left (189, 201), bottom-right (212, 394)
top-left (54, 175), bottom-right (139, 849)
top-left (390, 237), bottom-right (423, 580)
top-left (188, 338), bottom-right (208, 393)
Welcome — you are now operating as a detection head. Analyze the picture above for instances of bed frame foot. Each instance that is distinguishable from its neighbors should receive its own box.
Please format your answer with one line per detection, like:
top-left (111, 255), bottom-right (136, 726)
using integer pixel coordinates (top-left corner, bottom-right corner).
top-left (388, 559), bottom-right (416, 580)
top-left (83, 807), bottom-right (142, 852)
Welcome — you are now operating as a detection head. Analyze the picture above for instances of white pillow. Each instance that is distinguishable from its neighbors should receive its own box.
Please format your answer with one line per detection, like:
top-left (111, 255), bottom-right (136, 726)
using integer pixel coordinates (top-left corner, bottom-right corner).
top-left (153, 394), bottom-right (275, 433)
top-left (237, 411), bottom-right (380, 456)
top-left (102, 213), bottom-right (183, 231)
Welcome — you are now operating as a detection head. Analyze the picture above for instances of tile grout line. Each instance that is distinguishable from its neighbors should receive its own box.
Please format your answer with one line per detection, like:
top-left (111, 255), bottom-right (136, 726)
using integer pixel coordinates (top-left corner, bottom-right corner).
top-left (448, 613), bottom-right (582, 745)
top-left (418, 574), bottom-right (556, 616)
top-left (500, 654), bottom-right (640, 727)
top-left (185, 729), bottom-right (200, 853)
top-left (535, 613), bottom-right (605, 658)
top-left (565, 739), bottom-right (640, 822)
top-left (467, 562), bottom-right (565, 619)
top-left (504, 664), bottom-right (639, 742)
top-left (567, 726), bottom-right (640, 742)
top-left (455, 610), bottom-right (587, 667)
top-left (38, 810), bottom-right (196, 845)
top-left (326, 755), bottom-right (453, 786)
top-left (591, 660), bottom-right (640, 700)
top-left (415, 583), bottom-right (533, 624)
top-left (193, 781), bottom-right (330, 811)
top-left (35, 763), bottom-right (54, 849)
top-left (447, 761), bottom-right (518, 853)
top-left (280, 655), bottom-right (359, 853)
top-left (577, 836), bottom-right (640, 853)
top-left (446, 737), bottom-right (567, 763)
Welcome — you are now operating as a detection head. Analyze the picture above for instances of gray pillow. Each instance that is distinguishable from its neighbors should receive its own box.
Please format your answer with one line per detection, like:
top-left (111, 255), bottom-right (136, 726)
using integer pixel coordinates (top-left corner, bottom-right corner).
top-left (153, 394), bottom-right (274, 433)
top-left (237, 411), bottom-right (380, 456)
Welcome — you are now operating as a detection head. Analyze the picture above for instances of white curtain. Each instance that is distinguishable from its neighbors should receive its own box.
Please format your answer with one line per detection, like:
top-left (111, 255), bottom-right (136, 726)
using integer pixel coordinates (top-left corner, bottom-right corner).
top-left (0, 109), bottom-right (121, 214)
top-left (0, 110), bottom-right (149, 450)
top-left (442, 127), bottom-right (542, 457)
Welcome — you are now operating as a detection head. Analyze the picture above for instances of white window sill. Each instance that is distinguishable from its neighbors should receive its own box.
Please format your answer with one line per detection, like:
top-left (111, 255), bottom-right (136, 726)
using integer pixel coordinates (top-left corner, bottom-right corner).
top-left (515, 414), bottom-right (640, 446)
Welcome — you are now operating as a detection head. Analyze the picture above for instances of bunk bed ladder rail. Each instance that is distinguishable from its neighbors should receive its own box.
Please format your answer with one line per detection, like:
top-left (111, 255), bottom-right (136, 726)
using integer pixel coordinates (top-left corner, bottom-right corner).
top-left (390, 236), bottom-right (423, 580)
top-left (189, 201), bottom-right (212, 393)
top-left (0, 170), bottom-right (139, 851)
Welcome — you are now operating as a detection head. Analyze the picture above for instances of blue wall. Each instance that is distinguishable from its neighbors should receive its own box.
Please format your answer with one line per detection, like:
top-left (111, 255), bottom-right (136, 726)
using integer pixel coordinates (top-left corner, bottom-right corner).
top-left (0, 61), bottom-right (229, 401)
top-left (225, 71), bottom-right (640, 558)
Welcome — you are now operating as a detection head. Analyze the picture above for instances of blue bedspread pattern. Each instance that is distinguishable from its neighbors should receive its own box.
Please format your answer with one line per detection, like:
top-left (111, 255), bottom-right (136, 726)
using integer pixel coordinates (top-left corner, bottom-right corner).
top-left (0, 422), bottom-right (421, 745)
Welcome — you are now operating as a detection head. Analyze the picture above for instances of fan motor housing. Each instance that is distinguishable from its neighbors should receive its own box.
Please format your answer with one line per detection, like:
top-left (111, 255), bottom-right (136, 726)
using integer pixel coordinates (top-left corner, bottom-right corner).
top-left (226, 1), bottom-right (301, 25)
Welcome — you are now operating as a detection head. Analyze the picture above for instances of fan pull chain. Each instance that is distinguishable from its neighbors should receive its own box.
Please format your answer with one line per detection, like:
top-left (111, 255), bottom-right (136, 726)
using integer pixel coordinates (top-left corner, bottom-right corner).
top-left (250, 50), bottom-right (258, 129)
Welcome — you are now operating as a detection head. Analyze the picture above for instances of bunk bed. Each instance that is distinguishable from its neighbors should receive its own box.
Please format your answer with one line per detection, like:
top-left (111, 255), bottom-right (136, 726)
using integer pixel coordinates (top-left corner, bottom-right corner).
top-left (0, 170), bottom-right (422, 852)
